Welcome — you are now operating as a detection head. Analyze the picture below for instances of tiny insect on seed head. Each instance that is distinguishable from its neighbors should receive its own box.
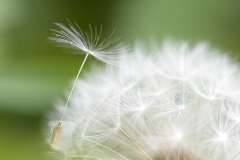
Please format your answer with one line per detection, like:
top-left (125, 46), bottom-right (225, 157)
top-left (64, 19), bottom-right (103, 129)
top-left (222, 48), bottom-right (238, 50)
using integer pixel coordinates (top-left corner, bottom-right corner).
top-left (50, 121), bottom-right (62, 148)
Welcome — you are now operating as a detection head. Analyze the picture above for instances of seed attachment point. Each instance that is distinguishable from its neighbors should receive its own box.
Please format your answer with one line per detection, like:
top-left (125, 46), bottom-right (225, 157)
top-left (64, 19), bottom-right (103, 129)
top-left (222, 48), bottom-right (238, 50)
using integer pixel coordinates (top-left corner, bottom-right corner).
top-left (50, 121), bottom-right (62, 148)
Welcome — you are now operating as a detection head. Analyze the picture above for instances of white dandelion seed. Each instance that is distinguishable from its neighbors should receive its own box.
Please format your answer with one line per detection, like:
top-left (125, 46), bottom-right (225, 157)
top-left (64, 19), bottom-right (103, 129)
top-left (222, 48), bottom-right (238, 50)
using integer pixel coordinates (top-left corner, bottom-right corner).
top-left (45, 40), bottom-right (240, 160)
top-left (49, 20), bottom-right (129, 147)
top-left (50, 21), bottom-right (129, 66)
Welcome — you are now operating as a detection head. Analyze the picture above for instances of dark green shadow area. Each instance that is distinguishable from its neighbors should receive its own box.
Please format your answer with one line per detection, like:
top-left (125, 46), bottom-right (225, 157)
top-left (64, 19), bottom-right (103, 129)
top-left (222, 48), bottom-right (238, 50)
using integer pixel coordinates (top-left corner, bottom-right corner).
top-left (0, 109), bottom-right (52, 160)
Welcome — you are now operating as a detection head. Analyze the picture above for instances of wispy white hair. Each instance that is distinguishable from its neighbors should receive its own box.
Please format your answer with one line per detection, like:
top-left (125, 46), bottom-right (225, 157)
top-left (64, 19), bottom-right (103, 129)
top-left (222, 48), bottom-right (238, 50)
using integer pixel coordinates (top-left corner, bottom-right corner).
top-left (45, 40), bottom-right (240, 160)
top-left (49, 21), bottom-right (129, 66)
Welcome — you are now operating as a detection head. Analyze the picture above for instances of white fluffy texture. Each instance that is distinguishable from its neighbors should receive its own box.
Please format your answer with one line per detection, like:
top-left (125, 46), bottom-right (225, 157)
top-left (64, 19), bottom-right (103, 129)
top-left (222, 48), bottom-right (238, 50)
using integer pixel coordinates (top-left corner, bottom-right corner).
top-left (46, 41), bottom-right (240, 160)
top-left (49, 22), bottom-right (129, 66)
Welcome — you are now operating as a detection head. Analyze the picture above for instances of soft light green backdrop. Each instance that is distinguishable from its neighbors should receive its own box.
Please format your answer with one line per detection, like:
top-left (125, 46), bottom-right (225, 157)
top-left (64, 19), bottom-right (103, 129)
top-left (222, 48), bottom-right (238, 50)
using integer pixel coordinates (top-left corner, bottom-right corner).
top-left (0, 1), bottom-right (239, 160)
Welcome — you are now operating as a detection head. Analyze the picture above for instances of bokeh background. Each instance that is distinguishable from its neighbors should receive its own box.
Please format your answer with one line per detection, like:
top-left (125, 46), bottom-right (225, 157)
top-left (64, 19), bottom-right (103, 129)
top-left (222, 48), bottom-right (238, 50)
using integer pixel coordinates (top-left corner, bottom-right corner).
top-left (0, 1), bottom-right (240, 159)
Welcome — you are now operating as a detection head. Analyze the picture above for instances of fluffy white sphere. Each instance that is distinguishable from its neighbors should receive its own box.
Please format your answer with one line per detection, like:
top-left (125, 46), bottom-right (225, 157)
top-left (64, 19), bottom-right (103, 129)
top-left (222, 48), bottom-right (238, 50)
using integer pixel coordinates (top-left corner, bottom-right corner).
top-left (46, 41), bottom-right (240, 160)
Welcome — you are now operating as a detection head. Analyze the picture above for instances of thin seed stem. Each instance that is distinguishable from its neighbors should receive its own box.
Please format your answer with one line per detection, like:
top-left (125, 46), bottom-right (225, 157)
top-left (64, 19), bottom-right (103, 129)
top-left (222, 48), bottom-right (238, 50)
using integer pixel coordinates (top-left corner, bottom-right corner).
top-left (50, 53), bottom-right (89, 147)
top-left (83, 137), bottom-right (129, 160)
top-left (119, 127), bottom-right (152, 160)
top-left (181, 110), bottom-right (185, 123)
top-left (60, 53), bottom-right (89, 122)
top-left (178, 146), bottom-right (179, 160)
top-left (207, 143), bottom-right (219, 160)
top-left (231, 151), bottom-right (240, 160)
top-left (144, 113), bottom-right (167, 158)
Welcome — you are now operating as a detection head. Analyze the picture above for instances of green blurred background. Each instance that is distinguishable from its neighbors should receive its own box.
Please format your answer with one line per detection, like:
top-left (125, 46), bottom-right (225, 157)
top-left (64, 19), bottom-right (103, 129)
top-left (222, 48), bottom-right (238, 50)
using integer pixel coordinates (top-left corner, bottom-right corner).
top-left (0, 1), bottom-right (239, 159)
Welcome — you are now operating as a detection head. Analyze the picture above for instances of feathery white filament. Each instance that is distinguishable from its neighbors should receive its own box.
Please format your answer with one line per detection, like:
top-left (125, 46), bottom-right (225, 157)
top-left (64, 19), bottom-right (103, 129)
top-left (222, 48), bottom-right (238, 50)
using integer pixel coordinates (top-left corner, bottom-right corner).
top-left (50, 21), bottom-right (129, 66)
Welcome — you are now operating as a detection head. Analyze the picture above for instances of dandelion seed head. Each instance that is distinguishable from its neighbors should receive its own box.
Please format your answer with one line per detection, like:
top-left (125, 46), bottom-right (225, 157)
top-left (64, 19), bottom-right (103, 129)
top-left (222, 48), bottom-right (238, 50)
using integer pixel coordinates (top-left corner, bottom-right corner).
top-left (45, 40), bottom-right (240, 159)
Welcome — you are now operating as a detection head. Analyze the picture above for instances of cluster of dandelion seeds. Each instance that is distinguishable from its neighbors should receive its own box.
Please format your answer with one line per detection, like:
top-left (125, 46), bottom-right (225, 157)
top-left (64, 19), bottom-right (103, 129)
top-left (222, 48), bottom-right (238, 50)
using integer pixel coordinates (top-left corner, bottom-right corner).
top-left (46, 22), bottom-right (240, 160)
